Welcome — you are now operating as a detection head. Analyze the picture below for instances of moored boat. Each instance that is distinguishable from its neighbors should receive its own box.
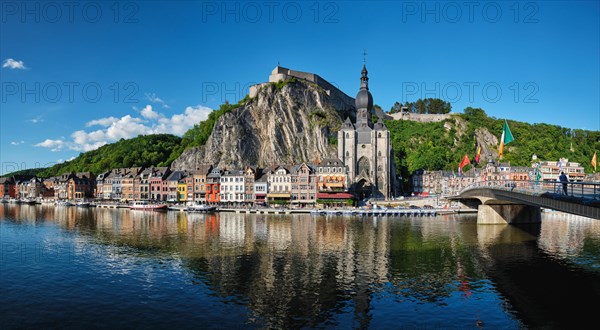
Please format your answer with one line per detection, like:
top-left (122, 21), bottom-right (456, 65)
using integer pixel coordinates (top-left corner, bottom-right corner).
top-left (129, 200), bottom-right (167, 210)
top-left (168, 205), bottom-right (187, 212)
top-left (55, 200), bottom-right (73, 206)
top-left (75, 200), bottom-right (91, 207)
top-left (186, 202), bottom-right (216, 213)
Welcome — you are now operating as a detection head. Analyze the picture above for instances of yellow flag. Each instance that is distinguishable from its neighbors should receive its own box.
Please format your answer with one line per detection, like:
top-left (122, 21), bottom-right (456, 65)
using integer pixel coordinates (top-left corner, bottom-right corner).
top-left (592, 151), bottom-right (597, 172)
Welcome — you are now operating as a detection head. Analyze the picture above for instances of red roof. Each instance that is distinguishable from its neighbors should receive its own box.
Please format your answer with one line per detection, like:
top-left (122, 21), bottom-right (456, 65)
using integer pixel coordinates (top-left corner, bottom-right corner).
top-left (317, 192), bottom-right (354, 199)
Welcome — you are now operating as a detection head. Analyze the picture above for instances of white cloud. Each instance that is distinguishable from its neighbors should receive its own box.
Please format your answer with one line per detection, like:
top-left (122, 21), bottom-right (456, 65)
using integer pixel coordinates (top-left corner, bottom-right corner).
top-left (140, 104), bottom-right (161, 120)
top-left (35, 104), bottom-right (213, 152)
top-left (27, 116), bottom-right (44, 124)
top-left (155, 105), bottom-right (212, 135)
top-left (56, 157), bottom-right (74, 163)
top-left (2, 58), bottom-right (27, 70)
top-left (10, 140), bottom-right (25, 145)
top-left (35, 139), bottom-right (67, 152)
top-left (145, 93), bottom-right (170, 108)
top-left (86, 116), bottom-right (118, 127)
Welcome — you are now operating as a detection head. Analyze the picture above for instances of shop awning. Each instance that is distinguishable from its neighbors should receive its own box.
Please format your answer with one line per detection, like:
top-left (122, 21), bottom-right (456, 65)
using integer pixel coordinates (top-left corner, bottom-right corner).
top-left (267, 193), bottom-right (291, 198)
top-left (317, 193), bottom-right (354, 199)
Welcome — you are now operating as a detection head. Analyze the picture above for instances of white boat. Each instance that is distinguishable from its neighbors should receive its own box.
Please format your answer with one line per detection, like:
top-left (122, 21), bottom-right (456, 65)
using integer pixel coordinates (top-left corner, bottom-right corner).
top-left (22, 198), bottom-right (37, 205)
top-left (55, 200), bottom-right (73, 206)
top-left (168, 205), bottom-right (187, 212)
top-left (186, 203), bottom-right (216, 212)
top-left (129, 200), bottom-right (167, 210)
top-left (76, 201), bottom-right (91, 207)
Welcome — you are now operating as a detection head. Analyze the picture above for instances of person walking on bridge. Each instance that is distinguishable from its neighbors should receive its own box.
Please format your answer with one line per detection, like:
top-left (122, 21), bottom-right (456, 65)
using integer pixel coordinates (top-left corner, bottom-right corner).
top-left (559, 171), bottom-right (569, 196)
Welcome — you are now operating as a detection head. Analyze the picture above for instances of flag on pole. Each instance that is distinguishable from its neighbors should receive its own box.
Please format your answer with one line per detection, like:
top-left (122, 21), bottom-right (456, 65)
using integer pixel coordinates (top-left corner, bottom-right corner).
top-left (475, 145), bottom-right (481, 164)
top-left (592, 151), bottom-right (597, 173)
top-left (458, 154), bottom-right (470, 175)
top-left (498, 120), bottom-right (514, 158)
top-left (534, 163), bottom-right (541, 183)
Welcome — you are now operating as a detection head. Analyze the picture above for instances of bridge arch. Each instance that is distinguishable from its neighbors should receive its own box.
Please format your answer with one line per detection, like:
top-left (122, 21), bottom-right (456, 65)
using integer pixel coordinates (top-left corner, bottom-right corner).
top-left (453, 186), bottom-right (599, 222)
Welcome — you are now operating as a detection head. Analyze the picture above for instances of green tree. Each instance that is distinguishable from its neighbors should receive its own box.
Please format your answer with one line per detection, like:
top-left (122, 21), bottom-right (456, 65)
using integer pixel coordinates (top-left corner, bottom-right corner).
top-left (390, 98), bottom-right (452, 114)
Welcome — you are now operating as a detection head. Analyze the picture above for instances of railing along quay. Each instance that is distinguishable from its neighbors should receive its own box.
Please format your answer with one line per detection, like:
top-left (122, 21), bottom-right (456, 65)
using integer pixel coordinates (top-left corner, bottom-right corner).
top-left (454, 179), bottom-right (600, 205)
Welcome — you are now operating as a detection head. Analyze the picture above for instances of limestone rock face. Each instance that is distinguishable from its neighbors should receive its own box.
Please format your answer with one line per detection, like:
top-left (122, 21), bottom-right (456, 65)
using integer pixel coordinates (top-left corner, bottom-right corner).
top-left (444, 116), bottom-right (500, 164)
top-left (474, 127), bottom-right (500, 163)
top-left (171, 80), bottom-right (355, 170)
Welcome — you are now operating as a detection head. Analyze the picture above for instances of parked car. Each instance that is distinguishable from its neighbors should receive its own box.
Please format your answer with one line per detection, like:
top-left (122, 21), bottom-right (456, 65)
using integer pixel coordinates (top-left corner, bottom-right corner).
top-left (409, 205), bottom-right (421, 209)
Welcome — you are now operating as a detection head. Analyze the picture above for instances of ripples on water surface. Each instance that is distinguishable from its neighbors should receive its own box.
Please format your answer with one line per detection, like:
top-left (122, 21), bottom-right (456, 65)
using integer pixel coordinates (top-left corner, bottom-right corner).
top-left (1, 204), bottom-right (599, 329)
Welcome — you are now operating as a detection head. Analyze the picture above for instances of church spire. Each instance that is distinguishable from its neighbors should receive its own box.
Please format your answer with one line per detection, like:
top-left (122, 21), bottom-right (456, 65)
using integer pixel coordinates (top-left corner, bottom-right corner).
top-left (360, 65), bottom-right (369, 90)
top-left (361, 49), bottom-right (369, 89)
top-left (355, 54), bottom-right (374, 128)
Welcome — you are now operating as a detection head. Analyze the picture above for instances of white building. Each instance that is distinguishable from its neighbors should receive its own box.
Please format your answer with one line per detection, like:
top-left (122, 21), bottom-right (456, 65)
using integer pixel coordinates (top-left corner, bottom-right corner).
top-left (536, 158), bottom-right (585, 182)
top-left (220, 170), bottom-right (245, 203)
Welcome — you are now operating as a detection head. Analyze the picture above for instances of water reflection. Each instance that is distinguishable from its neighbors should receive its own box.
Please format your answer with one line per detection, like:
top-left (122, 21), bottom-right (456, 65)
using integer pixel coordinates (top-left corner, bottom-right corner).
top-left (1, 204), bottom-right (599, 329)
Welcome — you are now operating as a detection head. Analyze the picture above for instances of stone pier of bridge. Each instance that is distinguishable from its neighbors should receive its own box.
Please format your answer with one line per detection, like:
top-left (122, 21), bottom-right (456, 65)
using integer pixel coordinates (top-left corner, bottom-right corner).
top-left (477, 204), bottom-right (541, 224)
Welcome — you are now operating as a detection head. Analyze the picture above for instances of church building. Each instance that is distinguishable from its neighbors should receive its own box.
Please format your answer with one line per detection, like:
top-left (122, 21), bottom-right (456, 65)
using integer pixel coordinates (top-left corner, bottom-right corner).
top-left (338, 65), bottom-right (397, 199)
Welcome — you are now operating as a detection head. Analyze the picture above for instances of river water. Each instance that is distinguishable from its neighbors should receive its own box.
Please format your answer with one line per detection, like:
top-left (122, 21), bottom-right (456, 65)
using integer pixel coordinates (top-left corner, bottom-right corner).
top-left (1, 204), bottom-right (599, 329)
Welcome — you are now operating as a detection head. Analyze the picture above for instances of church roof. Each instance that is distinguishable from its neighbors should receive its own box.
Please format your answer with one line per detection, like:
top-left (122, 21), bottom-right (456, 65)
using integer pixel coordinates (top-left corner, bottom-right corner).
top-left (341, 117), bottom-right (355, 130)
top-left (355, 65), bottom-right (373, 111)
top-left (374, 118), bottom-right (387, 130)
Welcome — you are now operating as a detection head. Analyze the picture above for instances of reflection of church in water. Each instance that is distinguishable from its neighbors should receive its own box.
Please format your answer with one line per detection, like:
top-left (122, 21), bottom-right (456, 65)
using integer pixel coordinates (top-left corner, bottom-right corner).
top-left (338, 65), bottom-right (397, 199)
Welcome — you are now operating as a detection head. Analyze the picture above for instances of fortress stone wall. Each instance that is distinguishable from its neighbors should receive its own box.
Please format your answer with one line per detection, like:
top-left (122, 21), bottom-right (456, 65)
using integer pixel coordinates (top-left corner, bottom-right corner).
top-left (249, 66), bottom-right (355, 109)
top-left (388, 111), bottom-right (451, 123)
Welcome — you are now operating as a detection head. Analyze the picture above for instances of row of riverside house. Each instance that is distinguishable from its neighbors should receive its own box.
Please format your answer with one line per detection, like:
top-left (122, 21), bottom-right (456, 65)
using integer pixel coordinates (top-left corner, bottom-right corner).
top-left (0, 159), bottom-right (354, 207)
top-left (0, 172), bottom-right (96, 201)
top-left (1, 158), bottom-right (353, 207)
top-left (96, 159), bottom-right (352, 207)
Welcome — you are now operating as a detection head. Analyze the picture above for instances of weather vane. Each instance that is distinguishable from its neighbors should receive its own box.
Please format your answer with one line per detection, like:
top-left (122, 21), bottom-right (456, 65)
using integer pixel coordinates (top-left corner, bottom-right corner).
top-left (363, 49), bottom-right (367, 64)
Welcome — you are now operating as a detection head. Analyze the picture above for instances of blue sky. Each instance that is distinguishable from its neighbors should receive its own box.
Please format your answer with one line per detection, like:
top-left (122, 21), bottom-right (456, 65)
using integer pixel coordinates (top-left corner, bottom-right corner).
top-left (1, 1), bottom-right (599, 174)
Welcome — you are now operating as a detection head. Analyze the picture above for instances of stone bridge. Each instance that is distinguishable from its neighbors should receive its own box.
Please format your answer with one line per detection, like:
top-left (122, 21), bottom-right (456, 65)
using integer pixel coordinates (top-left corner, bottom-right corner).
top-left (451, 181), bottom-right (600, 223)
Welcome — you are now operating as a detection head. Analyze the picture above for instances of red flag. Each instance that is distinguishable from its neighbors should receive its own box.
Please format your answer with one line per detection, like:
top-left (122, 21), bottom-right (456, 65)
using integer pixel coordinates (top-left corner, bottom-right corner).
top-left (459, 154), bottom-right (471, 170)
top-left (475, 146), bottom-right (481, 164)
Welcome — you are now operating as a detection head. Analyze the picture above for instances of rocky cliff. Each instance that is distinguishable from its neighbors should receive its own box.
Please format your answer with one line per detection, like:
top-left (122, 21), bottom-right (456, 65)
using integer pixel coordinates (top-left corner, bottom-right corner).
top-left (444, 116), bottom-right (500, 163)
top-left (171, 79), bottom-right (356, 170)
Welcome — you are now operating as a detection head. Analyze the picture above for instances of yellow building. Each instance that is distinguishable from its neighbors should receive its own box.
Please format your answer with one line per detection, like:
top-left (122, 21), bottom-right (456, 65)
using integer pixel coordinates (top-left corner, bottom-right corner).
top-left (177, 181), bottom-right (187, 202)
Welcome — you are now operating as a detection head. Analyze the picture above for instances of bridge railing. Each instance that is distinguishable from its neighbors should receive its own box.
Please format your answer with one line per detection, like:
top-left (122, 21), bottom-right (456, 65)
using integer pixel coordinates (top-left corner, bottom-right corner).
top-left (457, 179), bottom-right (600, 201)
